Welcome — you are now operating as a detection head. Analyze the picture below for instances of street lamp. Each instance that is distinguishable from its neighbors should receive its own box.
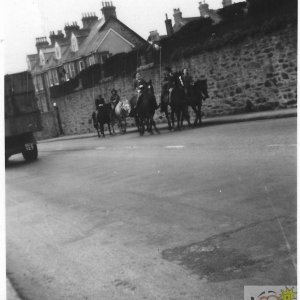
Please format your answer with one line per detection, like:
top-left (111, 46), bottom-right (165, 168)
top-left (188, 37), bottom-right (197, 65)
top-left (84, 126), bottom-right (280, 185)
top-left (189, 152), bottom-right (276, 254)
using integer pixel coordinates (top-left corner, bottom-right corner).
top-left (153, 44), bottom-right (162, 99)
top-left (53, 102), bottom-right (63, 135)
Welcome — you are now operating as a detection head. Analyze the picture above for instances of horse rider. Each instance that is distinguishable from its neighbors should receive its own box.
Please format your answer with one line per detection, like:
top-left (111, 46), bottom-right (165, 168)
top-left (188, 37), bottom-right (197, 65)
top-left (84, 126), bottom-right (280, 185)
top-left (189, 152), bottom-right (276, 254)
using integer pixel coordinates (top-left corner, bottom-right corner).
top-left (161, 67), bottom-right (176, 105)
top-left (180, 68), bottom-right (194, 99)
top-left (133, 72), bottom-right (147, 110)
top-left (110, 88), bottom-right (120, 111)
top-left (148, 80), bottom-right (160, 111)
top-left (95, 95), bottom-right (105, 111)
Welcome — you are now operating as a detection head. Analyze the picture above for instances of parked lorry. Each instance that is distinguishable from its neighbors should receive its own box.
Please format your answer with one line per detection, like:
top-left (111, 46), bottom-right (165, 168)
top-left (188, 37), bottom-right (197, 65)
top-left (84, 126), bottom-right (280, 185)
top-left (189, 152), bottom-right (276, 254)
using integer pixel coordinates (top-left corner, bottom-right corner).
top-left (5, 71), bottom-right (42, 162)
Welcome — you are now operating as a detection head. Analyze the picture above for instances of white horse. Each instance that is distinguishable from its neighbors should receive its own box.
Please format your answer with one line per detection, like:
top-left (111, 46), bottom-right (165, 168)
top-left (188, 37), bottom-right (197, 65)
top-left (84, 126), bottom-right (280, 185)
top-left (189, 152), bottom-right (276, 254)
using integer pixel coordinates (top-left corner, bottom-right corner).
top-left (111, 98), bottom-right (131, 134)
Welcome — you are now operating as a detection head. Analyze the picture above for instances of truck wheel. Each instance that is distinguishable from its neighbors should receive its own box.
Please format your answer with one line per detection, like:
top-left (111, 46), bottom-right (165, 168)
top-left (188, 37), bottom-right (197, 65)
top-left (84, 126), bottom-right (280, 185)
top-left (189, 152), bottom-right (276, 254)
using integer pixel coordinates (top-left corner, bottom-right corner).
top-left (22, 144), bottom-right (38, 161)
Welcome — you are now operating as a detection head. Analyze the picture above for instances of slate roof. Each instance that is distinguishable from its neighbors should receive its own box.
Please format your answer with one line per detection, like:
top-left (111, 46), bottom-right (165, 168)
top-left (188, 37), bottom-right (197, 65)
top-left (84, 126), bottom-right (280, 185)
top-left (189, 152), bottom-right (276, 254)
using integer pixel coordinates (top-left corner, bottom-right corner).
top-left (28, 15), bottom-right (148, 75)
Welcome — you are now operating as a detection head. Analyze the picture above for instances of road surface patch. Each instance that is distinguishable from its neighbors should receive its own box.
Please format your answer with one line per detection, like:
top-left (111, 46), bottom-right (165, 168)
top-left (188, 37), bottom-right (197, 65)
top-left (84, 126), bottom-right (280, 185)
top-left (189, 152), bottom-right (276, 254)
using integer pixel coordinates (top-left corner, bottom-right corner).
top-left (162, 217), bottom-right (296, 283)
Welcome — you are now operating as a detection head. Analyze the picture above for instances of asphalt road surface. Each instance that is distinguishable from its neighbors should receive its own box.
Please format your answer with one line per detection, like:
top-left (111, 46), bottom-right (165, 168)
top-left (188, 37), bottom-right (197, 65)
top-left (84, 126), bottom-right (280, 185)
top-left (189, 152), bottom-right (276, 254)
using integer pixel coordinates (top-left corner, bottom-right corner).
top-left (6, 118), bottom-right (297, 300)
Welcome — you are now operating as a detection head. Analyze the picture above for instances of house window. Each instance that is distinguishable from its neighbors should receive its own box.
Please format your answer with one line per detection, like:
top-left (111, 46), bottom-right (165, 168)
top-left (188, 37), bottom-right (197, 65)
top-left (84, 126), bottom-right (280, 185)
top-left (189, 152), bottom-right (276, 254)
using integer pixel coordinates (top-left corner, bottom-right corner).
top-left (69, 63), bottom-right (76, 78)
top-left (48, 71), bottom-right (54, 86)
top-left (63, 65), bottom-right (70, 81)
top-left (33, 77), bottom-right (39, 92)
top-left (71, 33), bottom-right (78, 52)
top-left (79, 60), bottom-right (85, 71)
top-left (55, 42), bottom-right (61, 60)
top-left (89, 55), bottom-right (95, 66)
top-left (51, 69), bottom-right (59, 85)
top-left (37, 75), bottom-right (44, 91)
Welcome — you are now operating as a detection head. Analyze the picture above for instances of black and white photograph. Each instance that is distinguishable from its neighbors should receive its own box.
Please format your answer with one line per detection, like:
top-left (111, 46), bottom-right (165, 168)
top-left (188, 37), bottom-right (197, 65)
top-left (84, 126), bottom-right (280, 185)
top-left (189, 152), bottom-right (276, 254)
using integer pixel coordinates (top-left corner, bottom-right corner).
top-left (3, 0), bottom-right (297, 299)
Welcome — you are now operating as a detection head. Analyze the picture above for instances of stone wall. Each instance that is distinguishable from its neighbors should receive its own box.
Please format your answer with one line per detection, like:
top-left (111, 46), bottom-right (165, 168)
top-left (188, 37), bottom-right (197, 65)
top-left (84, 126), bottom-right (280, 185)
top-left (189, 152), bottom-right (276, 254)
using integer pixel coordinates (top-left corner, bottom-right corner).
top-left (53, 25), bottom-right (297, 135)
top-left (36, 111), bottom-right (60, 140)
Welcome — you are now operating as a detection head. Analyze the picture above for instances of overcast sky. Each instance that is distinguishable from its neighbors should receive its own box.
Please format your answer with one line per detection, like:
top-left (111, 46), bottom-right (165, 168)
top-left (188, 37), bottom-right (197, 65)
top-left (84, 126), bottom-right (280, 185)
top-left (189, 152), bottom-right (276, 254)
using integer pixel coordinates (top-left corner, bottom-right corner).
top-left (3, 0), bottom-right (242, 74)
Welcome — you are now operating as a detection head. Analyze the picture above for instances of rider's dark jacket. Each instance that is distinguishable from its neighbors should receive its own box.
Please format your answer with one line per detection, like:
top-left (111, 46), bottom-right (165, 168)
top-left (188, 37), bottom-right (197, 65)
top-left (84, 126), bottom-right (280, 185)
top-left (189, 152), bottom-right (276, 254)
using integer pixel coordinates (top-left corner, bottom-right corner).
top-left (161, 72), bottom-right (175, 93)
top-left (181, 73), bottom-right (193, 89)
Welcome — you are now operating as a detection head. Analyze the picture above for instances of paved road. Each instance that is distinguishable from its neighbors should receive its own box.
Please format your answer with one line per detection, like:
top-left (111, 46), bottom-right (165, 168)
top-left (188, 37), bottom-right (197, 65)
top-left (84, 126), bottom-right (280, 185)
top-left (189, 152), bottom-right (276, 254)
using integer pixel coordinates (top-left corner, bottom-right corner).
top-left (6, 118), bottom-right (297, 300)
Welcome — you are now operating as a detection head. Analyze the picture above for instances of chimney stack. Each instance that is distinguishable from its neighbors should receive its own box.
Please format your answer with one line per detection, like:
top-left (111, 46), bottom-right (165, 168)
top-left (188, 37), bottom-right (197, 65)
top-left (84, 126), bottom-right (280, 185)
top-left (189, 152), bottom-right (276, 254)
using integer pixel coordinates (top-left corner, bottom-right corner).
top-left (199, 1), bottom-right (210, 17)
top-left (222, 0), bottom-right (232, 7)
top-left (82, 12), bottom-right (98, 29)
top-left (49, 30), bottom-right (65, 46)
top-left (64, 22), bottom-right (80, 38)
top-left (148, 30), bottom-right (160, 43)
top-left (173, 8), bottom-right (183, 25)
top-left (165, 14), bottom-right (174, 36)
top-left (35, 37), bottom-right (49, 52)
top-left (101, 2), bottom-right (117, 21)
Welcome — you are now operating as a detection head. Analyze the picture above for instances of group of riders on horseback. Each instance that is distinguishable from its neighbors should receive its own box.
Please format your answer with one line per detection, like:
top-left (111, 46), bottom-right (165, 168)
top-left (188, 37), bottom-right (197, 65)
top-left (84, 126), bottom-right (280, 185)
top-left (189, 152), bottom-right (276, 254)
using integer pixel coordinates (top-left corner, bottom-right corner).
top-left (93, 66), bottom-right (209, 137)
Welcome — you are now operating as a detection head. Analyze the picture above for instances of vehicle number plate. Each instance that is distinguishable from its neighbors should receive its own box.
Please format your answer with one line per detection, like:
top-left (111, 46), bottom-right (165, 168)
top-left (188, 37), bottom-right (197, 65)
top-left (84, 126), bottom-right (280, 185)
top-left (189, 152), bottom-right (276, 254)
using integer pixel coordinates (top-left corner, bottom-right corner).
top-left (25, 143), bottom-right (34, 151)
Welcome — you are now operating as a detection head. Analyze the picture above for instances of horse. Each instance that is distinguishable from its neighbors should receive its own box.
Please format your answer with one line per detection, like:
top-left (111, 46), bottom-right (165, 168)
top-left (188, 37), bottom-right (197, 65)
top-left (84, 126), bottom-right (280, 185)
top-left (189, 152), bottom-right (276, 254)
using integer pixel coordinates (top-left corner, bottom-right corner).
top-left (110, 99), bottom-right (131, 134)
top-left (129, 81), bottom-right (160, 136)
top-left (187, 79), bottom-right (209, 126)
top-left (169, 72), bottom-right (192, 130)
top-left (92, 104), bottom-right (114, 138)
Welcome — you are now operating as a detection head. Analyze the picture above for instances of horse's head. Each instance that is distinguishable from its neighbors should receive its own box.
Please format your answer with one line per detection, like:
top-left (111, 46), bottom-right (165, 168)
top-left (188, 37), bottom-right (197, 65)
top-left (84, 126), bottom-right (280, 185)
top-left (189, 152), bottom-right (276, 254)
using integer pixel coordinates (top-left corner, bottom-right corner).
top-left (173, 72), bottom-right (184, 88)
top-left (121, 99), bottom-right (131, 115)
top-left (194, 79), bottom-right (209, 99)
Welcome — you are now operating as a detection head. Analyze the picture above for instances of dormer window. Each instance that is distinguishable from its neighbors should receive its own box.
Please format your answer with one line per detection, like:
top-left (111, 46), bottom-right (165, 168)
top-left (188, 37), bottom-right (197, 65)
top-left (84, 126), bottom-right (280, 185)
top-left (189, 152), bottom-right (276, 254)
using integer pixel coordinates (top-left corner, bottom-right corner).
top-left (39, 51), bottom-right (45, 66)
top-left (55, 42), bottom-right (61, 60)
top-left (71, 33), bottom-right (78, 52)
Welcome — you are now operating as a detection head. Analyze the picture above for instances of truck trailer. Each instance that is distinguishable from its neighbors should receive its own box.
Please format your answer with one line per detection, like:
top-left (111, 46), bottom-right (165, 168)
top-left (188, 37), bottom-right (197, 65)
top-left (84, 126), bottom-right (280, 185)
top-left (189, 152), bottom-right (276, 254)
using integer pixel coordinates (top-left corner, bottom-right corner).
top-left (5, 71), bottom-right (42, 162)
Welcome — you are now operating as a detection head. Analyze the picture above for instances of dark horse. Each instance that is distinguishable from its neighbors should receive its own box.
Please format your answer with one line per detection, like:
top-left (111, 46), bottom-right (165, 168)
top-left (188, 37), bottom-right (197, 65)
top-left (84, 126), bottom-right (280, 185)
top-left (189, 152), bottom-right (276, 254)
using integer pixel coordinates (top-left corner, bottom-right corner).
top-left (92, 104), bottom-right (113, 137)
top-left (169, 72), bottom-right (192, 130)
top-left (186, 79), bottom-right (209, 126)
top-left (129, 81), bottom-right (160, 136)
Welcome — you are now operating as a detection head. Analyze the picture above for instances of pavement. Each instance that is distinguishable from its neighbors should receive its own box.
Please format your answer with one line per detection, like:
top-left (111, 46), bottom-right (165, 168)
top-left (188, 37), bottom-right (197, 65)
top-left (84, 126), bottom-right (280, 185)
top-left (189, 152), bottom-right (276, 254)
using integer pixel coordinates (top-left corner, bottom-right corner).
top-left (38, 108), bottom-right (297, 144)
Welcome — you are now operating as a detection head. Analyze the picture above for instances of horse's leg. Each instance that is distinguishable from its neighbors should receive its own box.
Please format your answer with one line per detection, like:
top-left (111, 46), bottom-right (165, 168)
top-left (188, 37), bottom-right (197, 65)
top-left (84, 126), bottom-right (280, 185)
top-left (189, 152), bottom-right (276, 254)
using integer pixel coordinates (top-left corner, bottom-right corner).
top-left (100, 123), bottom-right (105, 137)
top-left (134, 116), bottom-right (140, 131)
top-left (171, 110), bottom-right (175, 129)
top-left (107, 122), bottom-right (113, 136)
top-left (95, 125), bottom-right (100, 138)
top-left (123, 118), bottom-right (127, 134)
top-left (163, 107), bottom-right (172, 131)
top-left (184, 106), bottom-right (192, 127)
top-left (190, 104), bottom-right (198, 126)
top-left (199, 102), bottom-right (203, 125)
top-left (140, 118), bottom-right (145, 136)
top-left (148, 117), bottom-right (153, 134)
top-left (180, 109), bottom-right (185, 128)
top-left (148, 117), bottom-right (154, 134)
top-left (152, 116), bottom-right (160, 134)
top-left (111, 118), bottom-right (115, 135)
top-left (176, 110), bottom-right (181, 130)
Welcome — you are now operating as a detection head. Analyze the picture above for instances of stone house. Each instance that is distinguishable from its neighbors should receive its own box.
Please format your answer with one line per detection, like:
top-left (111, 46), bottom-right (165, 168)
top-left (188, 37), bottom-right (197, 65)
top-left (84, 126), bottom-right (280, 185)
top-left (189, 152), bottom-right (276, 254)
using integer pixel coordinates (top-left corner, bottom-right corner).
top-left (26, 2), bottom-right (148, 138)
